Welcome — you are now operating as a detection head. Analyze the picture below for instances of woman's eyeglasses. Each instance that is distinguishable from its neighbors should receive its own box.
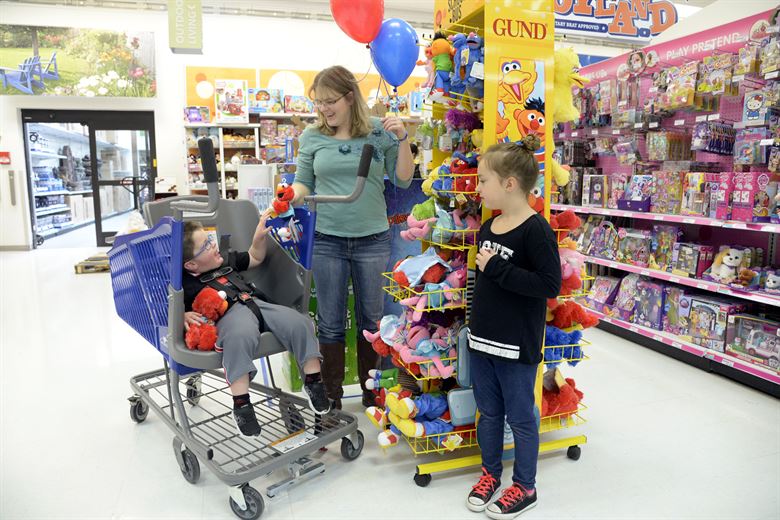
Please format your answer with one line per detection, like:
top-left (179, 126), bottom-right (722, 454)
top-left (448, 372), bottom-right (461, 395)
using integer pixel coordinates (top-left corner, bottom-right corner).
top-left (189, 234), bottom-right (216, 261)
top-left (313, 92), bottom-right (347, 109)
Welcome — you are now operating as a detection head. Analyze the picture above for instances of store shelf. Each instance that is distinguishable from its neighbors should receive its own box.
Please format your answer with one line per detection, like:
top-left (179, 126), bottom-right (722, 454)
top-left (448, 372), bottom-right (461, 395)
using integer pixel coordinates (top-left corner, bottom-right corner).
top-left (551, 204), bottom-right (780, 235)
top-left (35, 204), bottom-right (71, 216)
top-left (584, 255), bottom-right (780, 307)
top-left (30, 150), bottom-right (67, 160)
top-left (28, 123), bottom-right (126, 149)
top-left (34, 189), bottom-right (92, 197)
top-left (587, 308), bottom-right (780, 386)
top-left (222, 142), bottom-right (256, 149)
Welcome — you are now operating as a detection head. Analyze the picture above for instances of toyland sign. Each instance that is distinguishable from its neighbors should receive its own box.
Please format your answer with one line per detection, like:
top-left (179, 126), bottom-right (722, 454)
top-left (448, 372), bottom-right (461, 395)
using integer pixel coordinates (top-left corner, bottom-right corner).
top-left (554, 0), bottom-right (678, 41)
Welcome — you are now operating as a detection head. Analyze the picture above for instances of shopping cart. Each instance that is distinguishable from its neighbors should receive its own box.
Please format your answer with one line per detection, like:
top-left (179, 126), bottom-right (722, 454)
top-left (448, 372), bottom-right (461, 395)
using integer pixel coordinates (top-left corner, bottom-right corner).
top-left (109, 137), bottom-right (374, 519)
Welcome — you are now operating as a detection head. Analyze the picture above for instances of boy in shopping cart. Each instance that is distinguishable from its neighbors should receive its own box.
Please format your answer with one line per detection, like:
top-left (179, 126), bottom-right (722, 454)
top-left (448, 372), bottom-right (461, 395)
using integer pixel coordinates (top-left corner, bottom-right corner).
top-left (182, 210), bottom-right (330, 437)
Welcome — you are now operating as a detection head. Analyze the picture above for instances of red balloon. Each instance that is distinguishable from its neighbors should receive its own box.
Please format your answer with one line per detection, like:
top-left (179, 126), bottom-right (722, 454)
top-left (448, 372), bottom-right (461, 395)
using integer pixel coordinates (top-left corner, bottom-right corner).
top-left (330, 0), bottom-right (384, 44)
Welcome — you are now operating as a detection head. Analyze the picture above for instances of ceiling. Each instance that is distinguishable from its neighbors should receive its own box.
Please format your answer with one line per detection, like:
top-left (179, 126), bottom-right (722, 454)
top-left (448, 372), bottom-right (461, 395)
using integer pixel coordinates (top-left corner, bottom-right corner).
top-left (2, 0), bottom-right (717, 46)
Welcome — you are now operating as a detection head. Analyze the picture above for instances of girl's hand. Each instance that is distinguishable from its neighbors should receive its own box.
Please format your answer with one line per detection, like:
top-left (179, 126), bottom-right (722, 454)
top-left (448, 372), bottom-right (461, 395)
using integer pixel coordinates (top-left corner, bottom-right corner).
top-left (184, 312), bottom-right (205, 331)
top-left (254, 209), bottom-right (273, 242)
top-left (381, 116), bottom-right (407, 139)
top-left (476, 248), bottom-right (497, 272)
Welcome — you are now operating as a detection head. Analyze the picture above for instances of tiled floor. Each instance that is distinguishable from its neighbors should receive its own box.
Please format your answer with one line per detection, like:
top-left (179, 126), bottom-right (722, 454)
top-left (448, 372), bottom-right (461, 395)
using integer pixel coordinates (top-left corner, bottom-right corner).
top-left (1, 247), bottom-right (778, 520)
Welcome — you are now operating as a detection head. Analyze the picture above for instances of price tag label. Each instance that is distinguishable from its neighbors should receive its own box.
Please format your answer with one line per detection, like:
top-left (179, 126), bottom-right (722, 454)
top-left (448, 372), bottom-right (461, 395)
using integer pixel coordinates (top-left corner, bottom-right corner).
top-left (704, 352), bottom-right (715, 360)
top-left (683, 218), bottom-right (695, 224)
top-left (470, 61), bottom-right (485, 80)
top-left (708, 113), bottom-right (721, 121)
top-left (649, 122), bottom-right (659, 129)
top-left (760, 138), bottom-right (775, 146)
top-left (696, 283), bottom-right (708, 289)
top-left (733, 74), bottom-right (745, 82)
top-left (670, 276), bottom-right (681, 283)
top-left (672, 341), bottom-right (682, 349)
top-left (728, 222), bottom-right (747, 229)
top-left (721, 358), bottom-right (734, 367)
top-left (558, 133), bottom-right (565, 139)
top-left (649, 87), bottom-right (658, 93)
top-left (766, 71), bottom-right (780, 79)
top-left (652, 335), bottom-right (662, 341)
top-left (612, 129), bottom-right (621, 135)
top-left (674, 119), bottom-right (685, 126)
top-left (591, 129), bottom-right (599, 135)
top-left (640, 270), bottom-right (650, 276)
top-left (629, 326), bottom-right (639, 333)
top-left (634, 123), bottom-right (644, 129)
top-left (572, 131), bottom-right (579, 137)
top-left (695, 115), bottom-right (707, 123)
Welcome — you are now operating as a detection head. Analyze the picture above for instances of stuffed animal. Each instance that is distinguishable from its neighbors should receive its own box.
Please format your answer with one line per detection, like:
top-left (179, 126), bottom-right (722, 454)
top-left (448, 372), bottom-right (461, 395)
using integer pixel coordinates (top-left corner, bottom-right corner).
top-left (541, 368), bottom-right (583, 418)
top-left (764, 269), bottom-right (780, 294)
top-left (548, 48), bottom-right (590, 187)
top-left (549, 210), bottom-right (582, 239)
top-left (363, 314), bottom-right (421, 377)
top-left (544, 325), bottom-right (583, 368)
top-left (400, 198), bottom-right (437, 241)
top-left (452, 208), bottom-right (480, 245)
top-left (272, 180), bottom-right (295, 218)
top-left (400, 266), bottom-right (467, 321)
top-left (448, 33), bottom-right (468, 96)
top-left (709, 247), bottom-right (746, 283)
top-left (184, 287), bottom-right (228, 351)
top-left (550, 300), bottom-right (599, 330)
top-left (417, 46), bottom-right (435, 89)
top-left (429, 32), bottom-right (455, 100)
top-left (365, 368), bottom-right (399, 391)
top-left (464, 32), bottom-right (485, 100)
top-left (559, 247), bottom-right (585, 296)
top-left (368, 392), bottom-right (453, 447)
top-left (393, 247), bottom-right (451, 288)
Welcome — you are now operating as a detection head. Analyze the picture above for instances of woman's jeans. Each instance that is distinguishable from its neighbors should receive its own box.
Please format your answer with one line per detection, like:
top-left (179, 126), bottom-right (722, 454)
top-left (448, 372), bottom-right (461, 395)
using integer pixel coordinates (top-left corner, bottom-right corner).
top-left (312, 230), bottom-right (391, 400)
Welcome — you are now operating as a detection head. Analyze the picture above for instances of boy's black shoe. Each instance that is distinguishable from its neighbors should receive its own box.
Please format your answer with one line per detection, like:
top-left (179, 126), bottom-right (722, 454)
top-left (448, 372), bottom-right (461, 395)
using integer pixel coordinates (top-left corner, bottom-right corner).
top-left (303, 380), bottom-right (331, 414)
top-left (486, 483), bottom-right (537, 519)
top-left (466, 467), bottom-right (500, 512)
top-left (233, 403), bottom-right (262, 437)
top-left (362, 390), bottom-right (376, 408)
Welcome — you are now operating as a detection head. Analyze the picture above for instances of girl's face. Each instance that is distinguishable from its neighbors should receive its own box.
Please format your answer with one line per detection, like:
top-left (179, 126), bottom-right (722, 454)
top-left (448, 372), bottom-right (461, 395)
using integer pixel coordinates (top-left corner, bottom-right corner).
top-left (477, 161), bottom-right (525, 211)
top-left (314, 87), bottom-right (353, 131)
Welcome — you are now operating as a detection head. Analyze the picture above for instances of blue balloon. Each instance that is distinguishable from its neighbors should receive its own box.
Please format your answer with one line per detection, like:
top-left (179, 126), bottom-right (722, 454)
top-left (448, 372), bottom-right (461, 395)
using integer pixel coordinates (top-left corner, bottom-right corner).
top-left (370, 18), bottom-right (419, 88)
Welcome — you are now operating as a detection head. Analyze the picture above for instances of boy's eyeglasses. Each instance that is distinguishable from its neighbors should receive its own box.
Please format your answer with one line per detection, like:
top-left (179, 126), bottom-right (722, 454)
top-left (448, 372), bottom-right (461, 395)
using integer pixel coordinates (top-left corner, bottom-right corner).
top-left (313, 92), bottom-right (347, 109)
top-left (189, 235), bottom-right (216, 261)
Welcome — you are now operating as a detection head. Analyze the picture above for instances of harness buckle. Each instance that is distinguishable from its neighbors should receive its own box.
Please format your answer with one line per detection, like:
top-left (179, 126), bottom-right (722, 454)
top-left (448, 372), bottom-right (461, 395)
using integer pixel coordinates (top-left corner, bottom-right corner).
top-left (238, 292), bottom-right (252, 302)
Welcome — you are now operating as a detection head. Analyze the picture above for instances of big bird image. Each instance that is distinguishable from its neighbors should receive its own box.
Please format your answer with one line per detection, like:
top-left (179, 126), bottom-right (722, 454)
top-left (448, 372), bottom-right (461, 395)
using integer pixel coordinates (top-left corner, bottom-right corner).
top-left (496, 59), bottom-right (537, 142)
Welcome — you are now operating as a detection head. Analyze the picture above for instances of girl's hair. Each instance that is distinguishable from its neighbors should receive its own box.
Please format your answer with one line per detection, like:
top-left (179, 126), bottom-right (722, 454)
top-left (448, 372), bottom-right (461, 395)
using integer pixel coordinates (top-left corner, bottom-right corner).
top-left (481, 135), bottom-right (541, 194)
top-left (309, 66), bottom-right (373, 138)
top-left (183, 221), bottom-right (204, 262)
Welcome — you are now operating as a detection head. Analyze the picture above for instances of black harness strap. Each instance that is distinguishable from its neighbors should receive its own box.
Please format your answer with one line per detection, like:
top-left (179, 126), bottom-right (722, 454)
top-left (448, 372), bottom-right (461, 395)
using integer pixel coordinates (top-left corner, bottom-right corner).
top-left (199, 252), bottom-right (265, 332)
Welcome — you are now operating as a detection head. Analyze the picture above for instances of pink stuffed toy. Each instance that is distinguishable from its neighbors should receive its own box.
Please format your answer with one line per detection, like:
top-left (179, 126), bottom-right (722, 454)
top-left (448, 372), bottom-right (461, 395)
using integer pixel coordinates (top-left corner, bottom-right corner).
top-left (559, 247), bottom-right (585, 296)
top-left (452, 209), bottom-right (480, 245)
top-left (395, 325), bottom-right (456, 379)
top-left (399, 266), bottom-right (467, 321)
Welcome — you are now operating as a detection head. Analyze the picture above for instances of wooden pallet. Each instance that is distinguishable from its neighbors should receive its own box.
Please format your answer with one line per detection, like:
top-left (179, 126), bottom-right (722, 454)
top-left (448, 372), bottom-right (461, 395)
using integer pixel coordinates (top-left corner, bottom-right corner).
top-left (74, 254), bottom-right (109, 274)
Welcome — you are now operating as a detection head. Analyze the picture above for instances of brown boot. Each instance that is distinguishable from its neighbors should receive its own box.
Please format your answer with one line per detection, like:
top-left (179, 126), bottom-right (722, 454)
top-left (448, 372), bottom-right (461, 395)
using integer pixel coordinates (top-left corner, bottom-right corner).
top-left (357, 336), bottom-right (379, 407)
top-left (319, 342), bottom-right (345, 403)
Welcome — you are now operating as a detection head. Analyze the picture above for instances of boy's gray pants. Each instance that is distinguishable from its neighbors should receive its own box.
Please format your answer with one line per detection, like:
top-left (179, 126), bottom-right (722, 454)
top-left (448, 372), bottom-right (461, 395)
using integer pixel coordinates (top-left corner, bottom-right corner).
top-left (216, 298), bottom-right (321, 384)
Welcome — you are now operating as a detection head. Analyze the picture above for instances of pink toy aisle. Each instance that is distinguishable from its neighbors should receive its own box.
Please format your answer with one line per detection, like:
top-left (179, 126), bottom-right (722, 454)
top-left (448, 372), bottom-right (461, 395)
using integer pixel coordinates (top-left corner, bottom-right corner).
top-left (552, 8), bottom-right (780, 397)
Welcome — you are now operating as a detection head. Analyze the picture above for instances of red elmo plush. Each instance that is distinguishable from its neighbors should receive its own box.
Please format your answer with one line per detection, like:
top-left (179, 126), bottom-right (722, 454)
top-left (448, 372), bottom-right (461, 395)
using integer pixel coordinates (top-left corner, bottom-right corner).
top-left (549, 210), bottom-right (581, 242)
top-left (541, 369), bottom-right (583, 418)
top-left (392, 257), bottom-right (448, 289)
top-left (185, 287), bottom-right (228, 351)
top-left (272, 180), bottom-right (295, 216)
top-left (550, 300), bottom-right (599, 329)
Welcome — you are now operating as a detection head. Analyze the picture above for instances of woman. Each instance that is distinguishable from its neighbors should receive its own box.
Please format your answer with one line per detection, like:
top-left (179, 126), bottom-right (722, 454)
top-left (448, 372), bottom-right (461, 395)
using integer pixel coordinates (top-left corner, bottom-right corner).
top-left (293, 66), bottom-right (414, 408)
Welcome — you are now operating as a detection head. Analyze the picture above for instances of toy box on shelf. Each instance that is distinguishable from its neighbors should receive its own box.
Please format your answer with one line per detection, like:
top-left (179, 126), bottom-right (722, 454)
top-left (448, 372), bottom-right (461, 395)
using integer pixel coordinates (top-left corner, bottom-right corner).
top-left (725, 314), bottom-right (780, 372)
top-left (678, 294), bottom-right (749, 352)
top-left (586, 275), bottom-right (621, 314)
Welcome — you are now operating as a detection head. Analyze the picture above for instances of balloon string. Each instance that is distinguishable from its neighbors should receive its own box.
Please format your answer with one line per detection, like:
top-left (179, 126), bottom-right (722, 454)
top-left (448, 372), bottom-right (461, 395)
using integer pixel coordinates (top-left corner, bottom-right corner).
top-left (354, 54), bottom-right (375, 84)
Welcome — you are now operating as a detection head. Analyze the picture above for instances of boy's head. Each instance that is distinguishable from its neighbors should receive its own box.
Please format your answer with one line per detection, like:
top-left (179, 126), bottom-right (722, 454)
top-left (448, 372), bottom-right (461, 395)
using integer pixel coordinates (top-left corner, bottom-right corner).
top-left (183, 221), bottom-right (223, 274)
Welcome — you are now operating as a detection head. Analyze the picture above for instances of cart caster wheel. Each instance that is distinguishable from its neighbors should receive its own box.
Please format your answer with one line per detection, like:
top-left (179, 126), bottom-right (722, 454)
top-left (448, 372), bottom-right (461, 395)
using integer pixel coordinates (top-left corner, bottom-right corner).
top-left (229, 485), bottom-right (264, 520)
top-left (340, 430), bottom-right (364, 461)
top-left (414, 472), bottom-right (432, 487)
top-left (280, 400), bottom-right (304, 434)
top-left (567, 445), bottom-right (581, 461)
top-left (129, 399), bottom-right (148, 423)
top-left (35, 234), bottom-right (44, 246)
top-left (185, 375), bottom-right (202, 406)
top-left (178, 448), bottom-right (200, 484)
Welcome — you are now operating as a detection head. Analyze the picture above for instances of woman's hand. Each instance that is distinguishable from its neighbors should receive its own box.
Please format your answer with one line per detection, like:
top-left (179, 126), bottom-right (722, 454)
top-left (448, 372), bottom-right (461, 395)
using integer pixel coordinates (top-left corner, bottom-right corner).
top-left (381, 116), bottom-right (407, 140)
top-left (184, 311), bottom-right (205, 331)
top-left (476, 247), bottom-right (497, 272)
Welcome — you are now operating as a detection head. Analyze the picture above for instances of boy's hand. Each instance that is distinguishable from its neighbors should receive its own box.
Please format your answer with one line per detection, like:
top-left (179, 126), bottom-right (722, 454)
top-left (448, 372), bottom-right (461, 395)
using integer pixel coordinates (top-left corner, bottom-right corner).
top-left (184, 311), bottom-right (205, 331)
top-left (476, 247), bottom-right (497, 272)
top-left (253, 209), bottom-right (273, 242)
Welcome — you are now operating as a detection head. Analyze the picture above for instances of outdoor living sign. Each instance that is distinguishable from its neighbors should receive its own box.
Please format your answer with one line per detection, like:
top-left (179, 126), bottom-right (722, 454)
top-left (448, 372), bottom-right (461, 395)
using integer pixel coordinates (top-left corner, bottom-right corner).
top-left (554, 0), bottom-right (679, 42)
top-left (168, 0), bottom-right (203, 54)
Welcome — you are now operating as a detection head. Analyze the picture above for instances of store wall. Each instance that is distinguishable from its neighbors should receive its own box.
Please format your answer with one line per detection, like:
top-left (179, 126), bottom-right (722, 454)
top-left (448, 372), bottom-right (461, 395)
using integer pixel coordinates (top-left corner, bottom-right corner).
top-left (0, 2), bottom-right (426, 248)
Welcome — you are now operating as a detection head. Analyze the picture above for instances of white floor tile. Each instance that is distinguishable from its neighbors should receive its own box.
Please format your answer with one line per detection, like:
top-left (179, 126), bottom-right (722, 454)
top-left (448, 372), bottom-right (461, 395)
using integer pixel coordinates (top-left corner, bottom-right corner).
top-left (1, 250), bottom-right (778, 520)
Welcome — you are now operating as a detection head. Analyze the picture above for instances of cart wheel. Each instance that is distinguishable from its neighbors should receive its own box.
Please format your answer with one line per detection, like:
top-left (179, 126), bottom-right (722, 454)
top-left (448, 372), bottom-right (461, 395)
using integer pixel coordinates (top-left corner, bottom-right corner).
top-left (414, 471), bottom-right (432, 487)
top-left (280, 400), bottom-right (305, 434)
top-left (35, 234), bottom-right (44, 246)
top-left (185, 375), bottom-right (202, 406)
top-left (130, 399), bottom-right (149, 423)
top-left (229, 485), bottom-right (264, 520)
top-left (340, 430), bottom-right (364, 461)
top-left (567, 445), bottom-right (581, 461)
top-left (179, 448), bottom-right (200, 484)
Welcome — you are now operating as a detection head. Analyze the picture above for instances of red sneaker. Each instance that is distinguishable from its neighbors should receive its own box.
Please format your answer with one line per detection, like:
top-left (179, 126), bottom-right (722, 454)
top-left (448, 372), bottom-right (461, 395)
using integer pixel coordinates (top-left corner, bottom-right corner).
top-left (466, 467), bottom-right (500, 512)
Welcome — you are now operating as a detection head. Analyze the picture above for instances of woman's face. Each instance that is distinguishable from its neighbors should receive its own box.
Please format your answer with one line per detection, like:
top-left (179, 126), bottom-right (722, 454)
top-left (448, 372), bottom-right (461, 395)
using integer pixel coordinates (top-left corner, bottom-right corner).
top-left (314, 87), bottom-right (352, 131)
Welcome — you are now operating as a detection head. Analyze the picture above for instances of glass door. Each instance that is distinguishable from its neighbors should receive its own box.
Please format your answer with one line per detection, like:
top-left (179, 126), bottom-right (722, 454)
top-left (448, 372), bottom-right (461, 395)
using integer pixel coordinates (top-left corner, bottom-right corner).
top-left (89, 112), bottom-right (156, 246)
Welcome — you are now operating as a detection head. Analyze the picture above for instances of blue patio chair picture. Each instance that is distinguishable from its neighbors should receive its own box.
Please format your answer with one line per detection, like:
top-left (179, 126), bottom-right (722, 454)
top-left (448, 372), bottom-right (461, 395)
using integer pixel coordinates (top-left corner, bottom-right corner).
top-left (0, 56), bottom-right (43, 95)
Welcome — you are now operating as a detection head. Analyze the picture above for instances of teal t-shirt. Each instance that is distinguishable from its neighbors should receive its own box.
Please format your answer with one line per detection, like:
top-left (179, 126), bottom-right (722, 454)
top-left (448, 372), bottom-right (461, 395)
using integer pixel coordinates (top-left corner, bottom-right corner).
top-left (294, 117), bottom-right (411, 237)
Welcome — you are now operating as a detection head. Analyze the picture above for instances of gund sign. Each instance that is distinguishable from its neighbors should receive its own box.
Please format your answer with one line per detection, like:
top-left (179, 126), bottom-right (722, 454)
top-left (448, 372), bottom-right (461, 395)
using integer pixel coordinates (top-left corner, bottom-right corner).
top-left (555, 0), bottom-right (678, 41)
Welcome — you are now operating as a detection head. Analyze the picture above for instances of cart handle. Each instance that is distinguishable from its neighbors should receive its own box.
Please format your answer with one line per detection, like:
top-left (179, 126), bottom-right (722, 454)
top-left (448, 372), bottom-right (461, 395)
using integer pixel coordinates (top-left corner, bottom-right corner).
top-left (304, 144), bottom-right (373, 210)
top-left (171, 137), bottom-right (220, 215)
